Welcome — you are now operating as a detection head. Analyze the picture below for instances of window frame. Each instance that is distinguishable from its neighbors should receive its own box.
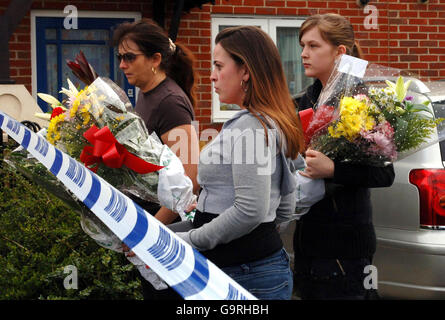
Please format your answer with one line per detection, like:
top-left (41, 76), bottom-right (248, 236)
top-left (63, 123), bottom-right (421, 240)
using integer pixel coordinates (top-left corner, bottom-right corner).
top-left (210, 16), bottom-right (306, 123)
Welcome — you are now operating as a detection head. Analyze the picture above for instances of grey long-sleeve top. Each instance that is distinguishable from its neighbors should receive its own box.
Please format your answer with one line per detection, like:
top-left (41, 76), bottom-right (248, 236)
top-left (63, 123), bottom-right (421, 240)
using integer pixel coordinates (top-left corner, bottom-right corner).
top-left (177, 109), bottom-right (298, 251)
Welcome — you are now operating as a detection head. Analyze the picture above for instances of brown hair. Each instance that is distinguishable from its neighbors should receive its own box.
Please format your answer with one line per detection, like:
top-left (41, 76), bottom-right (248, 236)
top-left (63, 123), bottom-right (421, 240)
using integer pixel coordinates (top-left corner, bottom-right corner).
top-left (112, 18), bottom-right (198, 107)
top-left (299, 13), bottom-right (363, 59)
top-left (215, 26), bottom-right (304, 158)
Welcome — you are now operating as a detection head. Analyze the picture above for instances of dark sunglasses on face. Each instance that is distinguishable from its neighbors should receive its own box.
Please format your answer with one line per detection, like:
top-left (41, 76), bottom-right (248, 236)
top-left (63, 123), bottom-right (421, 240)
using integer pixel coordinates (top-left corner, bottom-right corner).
top-left (116, 52), bottom-right (144, 63)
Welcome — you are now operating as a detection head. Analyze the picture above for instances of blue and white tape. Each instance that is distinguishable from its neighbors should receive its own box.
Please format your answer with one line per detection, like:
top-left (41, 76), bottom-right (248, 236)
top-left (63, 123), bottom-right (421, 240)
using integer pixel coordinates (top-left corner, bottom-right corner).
top-left (0, 111), bottom-right (256, 300)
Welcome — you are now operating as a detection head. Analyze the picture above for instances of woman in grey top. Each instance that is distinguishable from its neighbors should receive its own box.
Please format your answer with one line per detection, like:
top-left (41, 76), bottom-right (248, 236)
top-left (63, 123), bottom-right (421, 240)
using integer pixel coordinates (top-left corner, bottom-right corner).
top-left (177, 26), bottom-right (305, 300)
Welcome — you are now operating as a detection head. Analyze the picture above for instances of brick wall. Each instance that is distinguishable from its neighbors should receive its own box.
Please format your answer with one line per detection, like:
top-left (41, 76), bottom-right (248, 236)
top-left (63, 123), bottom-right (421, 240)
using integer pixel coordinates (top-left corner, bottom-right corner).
top-left (2, 0), bottom-right (445, 131)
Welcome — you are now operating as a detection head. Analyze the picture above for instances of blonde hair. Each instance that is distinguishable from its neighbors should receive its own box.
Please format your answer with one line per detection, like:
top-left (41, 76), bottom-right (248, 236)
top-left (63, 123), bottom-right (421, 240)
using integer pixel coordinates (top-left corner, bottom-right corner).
top-left (300, 13), bottom-right (363, 58)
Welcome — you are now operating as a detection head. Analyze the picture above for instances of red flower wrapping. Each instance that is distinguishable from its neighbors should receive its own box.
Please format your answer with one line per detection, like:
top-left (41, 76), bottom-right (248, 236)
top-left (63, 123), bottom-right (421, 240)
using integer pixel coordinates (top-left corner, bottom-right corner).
top-left (304, 105), bottom-right (337, 146)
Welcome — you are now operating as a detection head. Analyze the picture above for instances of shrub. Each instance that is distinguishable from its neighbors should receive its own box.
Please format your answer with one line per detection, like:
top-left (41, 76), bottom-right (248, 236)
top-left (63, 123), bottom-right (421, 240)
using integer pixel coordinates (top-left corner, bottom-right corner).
top-left (0, 153), bottom-right (143, 300)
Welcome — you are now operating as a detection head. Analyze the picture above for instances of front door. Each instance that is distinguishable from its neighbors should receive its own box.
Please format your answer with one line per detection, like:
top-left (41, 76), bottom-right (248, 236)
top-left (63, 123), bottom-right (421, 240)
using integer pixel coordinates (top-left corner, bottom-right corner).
top-left (35, 17), bottom-right (136, 112)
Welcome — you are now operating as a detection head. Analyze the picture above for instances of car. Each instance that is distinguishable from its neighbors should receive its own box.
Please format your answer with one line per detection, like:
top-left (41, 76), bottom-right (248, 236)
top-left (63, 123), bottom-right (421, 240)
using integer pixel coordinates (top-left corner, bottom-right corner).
top-left (371, 80), bottom-right (445, 299)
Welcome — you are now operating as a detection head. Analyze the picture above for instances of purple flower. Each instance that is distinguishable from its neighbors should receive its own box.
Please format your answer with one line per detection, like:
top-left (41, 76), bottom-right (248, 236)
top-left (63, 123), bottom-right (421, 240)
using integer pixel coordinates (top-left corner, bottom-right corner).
top-left (405, 96), bottom-right (413, 101)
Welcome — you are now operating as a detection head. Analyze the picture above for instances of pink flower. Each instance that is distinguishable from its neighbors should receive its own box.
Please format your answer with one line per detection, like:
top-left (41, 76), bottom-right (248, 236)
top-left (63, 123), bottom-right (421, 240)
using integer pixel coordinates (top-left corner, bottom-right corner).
top-left (360, 121), bottom-right (397, 161)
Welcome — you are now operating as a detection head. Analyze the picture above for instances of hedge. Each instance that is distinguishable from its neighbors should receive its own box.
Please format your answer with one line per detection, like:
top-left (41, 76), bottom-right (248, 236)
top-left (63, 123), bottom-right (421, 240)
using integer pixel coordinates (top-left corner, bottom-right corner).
top-left (0, 144), bottom-right (143, 300)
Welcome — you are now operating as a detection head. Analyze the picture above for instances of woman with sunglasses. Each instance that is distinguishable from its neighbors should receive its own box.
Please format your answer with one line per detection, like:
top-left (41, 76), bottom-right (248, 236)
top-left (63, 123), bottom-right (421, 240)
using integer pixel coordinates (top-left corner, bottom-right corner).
top-left (113, 18), bottom-right (200, 300)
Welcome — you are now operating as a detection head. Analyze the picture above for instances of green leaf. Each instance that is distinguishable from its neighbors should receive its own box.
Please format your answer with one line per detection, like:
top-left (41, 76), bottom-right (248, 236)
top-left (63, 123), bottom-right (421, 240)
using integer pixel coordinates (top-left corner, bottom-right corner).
top-left (409, 103), bottom-right (434, 117)
top-left (394, 117), bottom-right (409, 148)
top-left (395, 76), bottom-right (411, 103)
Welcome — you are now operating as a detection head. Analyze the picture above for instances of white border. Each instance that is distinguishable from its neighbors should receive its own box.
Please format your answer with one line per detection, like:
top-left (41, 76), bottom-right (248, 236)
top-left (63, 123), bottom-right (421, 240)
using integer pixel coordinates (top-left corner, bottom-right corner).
top-left (210, 16), bottom-right (305, 123)
top-left (30, 10), bottom-right (141, 103)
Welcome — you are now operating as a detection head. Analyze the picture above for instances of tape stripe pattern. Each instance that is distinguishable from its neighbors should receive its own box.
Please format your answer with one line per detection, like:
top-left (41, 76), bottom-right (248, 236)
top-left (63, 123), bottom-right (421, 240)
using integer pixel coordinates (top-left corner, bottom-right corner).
top-left (0, 111), bottom-right (257, 300)
top-left (122, 203), bottom-right (148, 249)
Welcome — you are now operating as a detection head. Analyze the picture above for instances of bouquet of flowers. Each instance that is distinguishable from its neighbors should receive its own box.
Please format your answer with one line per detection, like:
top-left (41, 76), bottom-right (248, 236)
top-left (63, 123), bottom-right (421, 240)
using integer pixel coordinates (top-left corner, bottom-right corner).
top-left (294, 55), bottom-right (445, 218)
top-left (301, 55), bottom-right (445, 166)
top-left (5, 76), bottom-right (196, 252)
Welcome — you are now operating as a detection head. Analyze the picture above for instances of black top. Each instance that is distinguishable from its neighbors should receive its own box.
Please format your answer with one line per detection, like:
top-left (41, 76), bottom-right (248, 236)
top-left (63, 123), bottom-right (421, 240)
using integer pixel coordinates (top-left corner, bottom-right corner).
top-left (135, 77), bottom-right (194, 143)
top-left (293, 80), bottom-right (395, 259)
top-left (193, 210), bottom-right (283, 268)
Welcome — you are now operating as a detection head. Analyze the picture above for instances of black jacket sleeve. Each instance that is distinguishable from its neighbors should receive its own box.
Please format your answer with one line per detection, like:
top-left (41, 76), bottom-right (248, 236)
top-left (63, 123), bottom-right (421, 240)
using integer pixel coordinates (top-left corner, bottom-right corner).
top-left (333, 161), bottom-right (395, 188)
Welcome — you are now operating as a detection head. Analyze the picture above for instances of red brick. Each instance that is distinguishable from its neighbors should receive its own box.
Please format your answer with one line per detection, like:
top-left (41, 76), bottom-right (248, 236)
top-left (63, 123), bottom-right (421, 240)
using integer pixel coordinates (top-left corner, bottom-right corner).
top-left (430, 19), bottom-right (445, 26)
top-left (277, 8), bottom-right (297, 15)
top-left (400, 11), bottom-right (418, 18)
top-left (307, 1), bottom-right (327, 8)
top-left (400, 55), bottom-right (418, 62)
top-left (369, 47), bottom-right (389, 55)
top-left (399, 25), bottom-right (418, 32)
top-left (265, 0), bottom-right (285, 6)
top-left (286, 1), bottom-right (307, 7)
top-left (420, 55), bottom-right (438, 62)
top-left (255, 7), bottom-right (276, 15)
top-left (409, 48), bottom-right (428, 54)
top-left (243, 0), bottom-right (264, 5)
top-left (234, 6), bottom-right (255, 14)
top-left (410, 63), bottom-right (429, 69)
top-left (419, 69), bottom-right (438, 77)
top-left (389, 33), bottom-right (408, 40)
top-left (391, 48), bottom-right (408, 55)
top-left (409, 33), bottom-right (428, 40)
top-left (430, 63), bottom-right (445, 69)
top-left (420, 41), bottom-right (438, 46)
top-left (429, 33), bottom-right (445, 40)
top-left (400, 40), bottom-right (419, 47)
top-left (211, 6), bottom-right (233, 14)
top-left (328, 1), bottom-right (347, 9)
top-left (419, 26), bottom-right (438, 33)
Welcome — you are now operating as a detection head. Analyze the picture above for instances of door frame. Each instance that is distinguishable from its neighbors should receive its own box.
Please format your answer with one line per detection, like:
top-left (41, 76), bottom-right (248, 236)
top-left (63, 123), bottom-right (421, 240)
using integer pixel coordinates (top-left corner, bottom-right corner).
top-left (31, 10), bottom-right (141, 110)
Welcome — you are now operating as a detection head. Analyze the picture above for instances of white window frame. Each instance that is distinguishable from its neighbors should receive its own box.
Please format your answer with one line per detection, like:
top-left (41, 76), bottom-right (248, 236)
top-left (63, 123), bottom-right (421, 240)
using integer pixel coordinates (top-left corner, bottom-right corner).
top-left (30, 10), bottom-right (141, 102)
top-left (210, 16), bottom-right (306, 123)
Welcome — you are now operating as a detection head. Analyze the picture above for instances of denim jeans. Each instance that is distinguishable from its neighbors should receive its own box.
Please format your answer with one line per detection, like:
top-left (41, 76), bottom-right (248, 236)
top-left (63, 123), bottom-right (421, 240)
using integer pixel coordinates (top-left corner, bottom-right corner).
top-left (221, 248), bottom-right (293, 300)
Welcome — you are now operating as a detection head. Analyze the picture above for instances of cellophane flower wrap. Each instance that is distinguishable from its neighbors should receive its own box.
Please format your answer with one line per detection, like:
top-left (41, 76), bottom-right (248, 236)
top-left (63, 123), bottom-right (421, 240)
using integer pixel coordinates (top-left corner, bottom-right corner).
top-left (303, 54), bottom-right (445, 166)
top-left (5, 77), bottom-right (196, 252)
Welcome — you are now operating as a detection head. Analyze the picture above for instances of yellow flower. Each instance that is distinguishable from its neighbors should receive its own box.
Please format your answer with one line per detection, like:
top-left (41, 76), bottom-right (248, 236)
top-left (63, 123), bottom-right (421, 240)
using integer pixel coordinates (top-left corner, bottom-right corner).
top-left (70, 99), bottom-right (80, 117)
top-left (365, 116), bottom-right (375, 130)
top-left (70, 89), bottom-right (89, 117)
top-left (46, 114), bottom-right (66, 145)
top-left (82, 113), bottom-right (91, 125)
top-left (81, 103), bottom-right (91, 113)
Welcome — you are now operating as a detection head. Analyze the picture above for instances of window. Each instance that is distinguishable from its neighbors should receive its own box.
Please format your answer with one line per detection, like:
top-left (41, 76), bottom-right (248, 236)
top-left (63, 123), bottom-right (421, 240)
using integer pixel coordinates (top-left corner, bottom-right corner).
top-left (31, 11), bottom-right (141, 112)
top-left (211, 16), bottom-right (313, 122)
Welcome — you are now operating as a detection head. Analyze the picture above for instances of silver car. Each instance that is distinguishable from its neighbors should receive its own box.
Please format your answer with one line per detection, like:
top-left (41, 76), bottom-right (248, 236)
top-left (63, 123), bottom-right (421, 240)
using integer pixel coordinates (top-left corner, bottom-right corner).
top-left (372, 80), bottom-right (445, 299)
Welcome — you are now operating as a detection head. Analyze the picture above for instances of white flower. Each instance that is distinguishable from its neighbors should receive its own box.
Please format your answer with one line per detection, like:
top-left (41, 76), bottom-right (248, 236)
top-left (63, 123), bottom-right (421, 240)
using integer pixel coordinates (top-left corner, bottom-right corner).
top-left (59, 78), bottom-right (79, 99)
top-left (37, 93), bottom-right (66, 110)
top-left (34, 112), bottom-right (51, 121)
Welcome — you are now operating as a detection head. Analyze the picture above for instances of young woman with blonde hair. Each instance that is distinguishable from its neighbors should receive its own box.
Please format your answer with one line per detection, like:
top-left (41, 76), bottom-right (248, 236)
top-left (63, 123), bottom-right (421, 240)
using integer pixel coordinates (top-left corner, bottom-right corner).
top-left (293, 13), bottom-right (395, 300)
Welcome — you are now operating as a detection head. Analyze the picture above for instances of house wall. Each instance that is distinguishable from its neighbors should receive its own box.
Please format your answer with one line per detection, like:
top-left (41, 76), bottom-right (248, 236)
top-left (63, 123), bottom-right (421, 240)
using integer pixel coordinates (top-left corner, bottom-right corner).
top-left (2, 0), bottom-right (445, 131)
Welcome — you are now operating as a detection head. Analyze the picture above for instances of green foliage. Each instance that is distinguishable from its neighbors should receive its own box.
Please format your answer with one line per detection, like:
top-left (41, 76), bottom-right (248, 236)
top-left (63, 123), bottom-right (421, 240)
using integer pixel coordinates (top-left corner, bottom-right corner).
top-left (0, 156), bottom-right (143, 300)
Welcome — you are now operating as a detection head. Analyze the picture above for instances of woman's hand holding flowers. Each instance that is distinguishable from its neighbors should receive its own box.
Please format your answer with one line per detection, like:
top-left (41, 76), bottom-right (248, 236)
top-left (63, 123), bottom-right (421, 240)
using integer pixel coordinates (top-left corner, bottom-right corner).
top-left (300, 148), bottom-right (334, 180)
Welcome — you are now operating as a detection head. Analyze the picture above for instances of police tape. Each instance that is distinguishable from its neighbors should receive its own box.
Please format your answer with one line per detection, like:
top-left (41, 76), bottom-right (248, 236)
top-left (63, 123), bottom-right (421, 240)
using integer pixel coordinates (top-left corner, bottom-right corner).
top-left (0, 111), bottom-right (257, 300)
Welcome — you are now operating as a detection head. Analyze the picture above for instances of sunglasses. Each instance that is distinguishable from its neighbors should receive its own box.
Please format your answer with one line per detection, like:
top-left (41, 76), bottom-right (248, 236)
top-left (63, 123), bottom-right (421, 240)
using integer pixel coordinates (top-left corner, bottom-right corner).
top-left (116, 52), bottom-right (144, 63)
